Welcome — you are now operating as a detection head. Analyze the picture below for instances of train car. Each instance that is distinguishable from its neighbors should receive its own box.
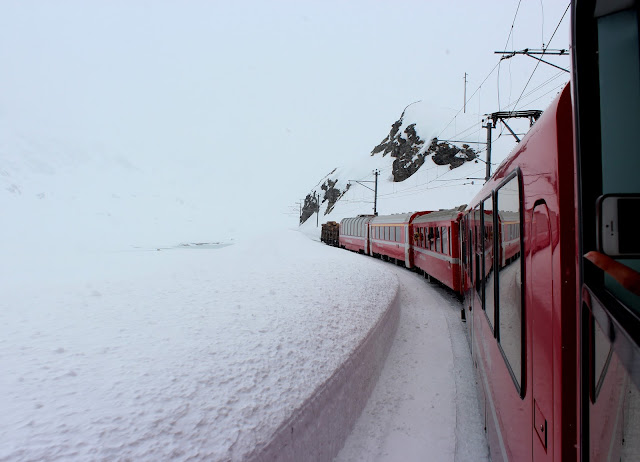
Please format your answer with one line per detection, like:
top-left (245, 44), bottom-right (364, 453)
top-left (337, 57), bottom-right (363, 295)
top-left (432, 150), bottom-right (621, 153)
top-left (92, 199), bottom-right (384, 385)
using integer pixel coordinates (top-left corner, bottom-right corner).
top-left (321, 221), bottom-right (340, 247)
top-left (339, 215), bottom-right (374, 254)
top-left (461, 82), bottom-right (577, 462)
top-left (411, 208), bottom-right (463, 292)
top-left (369, 212), bottom-right (430, 267)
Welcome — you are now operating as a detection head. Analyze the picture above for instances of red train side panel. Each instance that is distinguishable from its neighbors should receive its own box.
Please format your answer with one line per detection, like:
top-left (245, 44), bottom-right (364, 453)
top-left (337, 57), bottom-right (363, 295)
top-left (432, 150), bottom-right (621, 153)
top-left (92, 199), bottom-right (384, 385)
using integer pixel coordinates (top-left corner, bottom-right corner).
top-left (462, 84), bottom-right (578, 462)
top-left (369, 212), bottom-right (430, 267)
top-left (339, 215), bottom-right (374, 254)
top-left (411, 208), bottom-right (463, 292)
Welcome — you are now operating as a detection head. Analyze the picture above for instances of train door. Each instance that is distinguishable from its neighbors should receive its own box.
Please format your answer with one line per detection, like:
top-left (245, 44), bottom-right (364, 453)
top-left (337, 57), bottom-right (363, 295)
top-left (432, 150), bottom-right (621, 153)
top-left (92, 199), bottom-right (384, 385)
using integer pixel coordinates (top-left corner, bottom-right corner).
top-left (531, 202), bottom-right (554, 461)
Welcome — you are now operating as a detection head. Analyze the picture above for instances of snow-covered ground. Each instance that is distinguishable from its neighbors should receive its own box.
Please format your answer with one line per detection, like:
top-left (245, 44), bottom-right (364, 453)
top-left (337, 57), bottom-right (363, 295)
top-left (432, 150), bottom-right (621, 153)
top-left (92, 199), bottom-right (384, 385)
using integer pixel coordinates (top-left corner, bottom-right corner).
top-left (1, 225), bottom-right (491, 461)
top-left (335, 263), bottom-right (489, 462)
top-left (1, 231), bottom-right (400, 461)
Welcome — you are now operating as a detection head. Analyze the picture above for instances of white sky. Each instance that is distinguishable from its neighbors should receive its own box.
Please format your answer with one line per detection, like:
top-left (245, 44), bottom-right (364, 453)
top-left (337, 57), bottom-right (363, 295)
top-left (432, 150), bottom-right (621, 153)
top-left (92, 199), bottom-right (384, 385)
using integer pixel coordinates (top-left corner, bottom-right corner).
top-left (0, 0), bottom-right (571, 240)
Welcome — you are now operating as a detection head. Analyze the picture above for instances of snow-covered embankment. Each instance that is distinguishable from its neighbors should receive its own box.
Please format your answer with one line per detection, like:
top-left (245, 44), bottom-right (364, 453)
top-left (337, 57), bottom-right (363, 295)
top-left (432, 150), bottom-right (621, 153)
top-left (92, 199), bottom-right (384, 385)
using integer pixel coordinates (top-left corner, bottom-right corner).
top-left (1, 230), bottom-right (399, 461)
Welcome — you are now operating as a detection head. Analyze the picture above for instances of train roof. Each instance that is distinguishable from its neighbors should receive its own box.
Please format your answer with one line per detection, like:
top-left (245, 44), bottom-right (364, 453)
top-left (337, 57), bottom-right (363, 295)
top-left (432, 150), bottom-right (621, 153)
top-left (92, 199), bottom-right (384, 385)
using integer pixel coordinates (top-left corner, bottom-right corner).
top-left (340, 215), bottom-right (375, 225)
top-left (412, 205), bottom-right (466, 224)
top-left (370, 211), bottom-right (429, 225)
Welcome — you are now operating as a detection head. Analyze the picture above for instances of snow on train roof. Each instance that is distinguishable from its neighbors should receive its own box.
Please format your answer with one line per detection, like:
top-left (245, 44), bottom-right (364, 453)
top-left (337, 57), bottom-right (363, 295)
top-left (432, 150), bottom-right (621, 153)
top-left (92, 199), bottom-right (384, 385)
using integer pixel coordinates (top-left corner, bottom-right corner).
top-left (340, 215), bottom-right (375, 224)
top-left (413, 206), bottom-right (466, 224)
top-left (370, 212), bottom-right (417, 224)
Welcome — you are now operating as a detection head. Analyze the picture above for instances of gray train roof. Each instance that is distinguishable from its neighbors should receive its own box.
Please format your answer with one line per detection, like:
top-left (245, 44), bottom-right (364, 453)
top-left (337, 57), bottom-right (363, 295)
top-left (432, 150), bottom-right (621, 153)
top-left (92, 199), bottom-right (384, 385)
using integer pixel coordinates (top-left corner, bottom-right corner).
top-left (413, 207), bottom-right (465, 224)
top-left (370, 212), bottom-right (418, 225)
top-left (340, 215), bottom-right (375, 225)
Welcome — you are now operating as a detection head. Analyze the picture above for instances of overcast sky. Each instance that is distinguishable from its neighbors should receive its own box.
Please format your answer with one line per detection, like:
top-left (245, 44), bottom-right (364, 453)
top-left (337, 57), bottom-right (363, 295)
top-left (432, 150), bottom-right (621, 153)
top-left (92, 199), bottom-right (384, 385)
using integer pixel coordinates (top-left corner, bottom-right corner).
top-left (0, 0), bottom-right (571, 239)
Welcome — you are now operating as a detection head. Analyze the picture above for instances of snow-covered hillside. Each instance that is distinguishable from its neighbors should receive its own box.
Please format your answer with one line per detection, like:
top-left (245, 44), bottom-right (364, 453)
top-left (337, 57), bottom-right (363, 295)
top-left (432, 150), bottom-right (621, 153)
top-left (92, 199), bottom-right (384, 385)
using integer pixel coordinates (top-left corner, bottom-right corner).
top-left (299, 96), bottom-right (560, 237)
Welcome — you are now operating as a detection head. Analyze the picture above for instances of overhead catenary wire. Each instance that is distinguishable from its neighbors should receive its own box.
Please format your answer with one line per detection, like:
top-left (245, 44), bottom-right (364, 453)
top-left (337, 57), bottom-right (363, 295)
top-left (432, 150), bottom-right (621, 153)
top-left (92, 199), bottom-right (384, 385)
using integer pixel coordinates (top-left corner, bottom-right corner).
top-left (498, 0), bottom-right (523, 111)
top-left (512, 3), bottom-right (570, 113)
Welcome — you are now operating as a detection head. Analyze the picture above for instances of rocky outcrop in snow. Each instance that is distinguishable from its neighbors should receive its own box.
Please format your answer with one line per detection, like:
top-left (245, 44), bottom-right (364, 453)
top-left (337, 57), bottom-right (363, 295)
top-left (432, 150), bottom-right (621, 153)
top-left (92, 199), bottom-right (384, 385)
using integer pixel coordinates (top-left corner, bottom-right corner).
top-left (371, 111), bottom-right (477, 182)
top-left (300, 177), bottom-right (350, 225)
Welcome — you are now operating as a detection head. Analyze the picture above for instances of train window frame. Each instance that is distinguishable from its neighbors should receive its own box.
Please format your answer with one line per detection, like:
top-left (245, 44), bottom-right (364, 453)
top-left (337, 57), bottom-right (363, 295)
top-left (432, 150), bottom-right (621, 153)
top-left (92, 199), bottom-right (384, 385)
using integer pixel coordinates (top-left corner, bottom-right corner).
top-left (443, 226), bottom-right (449, 256)
top-left (494, 170), bottom-right (526, 397)
top-left (474, 206), bottom-right (482, 299)
top-left (481, 193), bottom-right (496, 335)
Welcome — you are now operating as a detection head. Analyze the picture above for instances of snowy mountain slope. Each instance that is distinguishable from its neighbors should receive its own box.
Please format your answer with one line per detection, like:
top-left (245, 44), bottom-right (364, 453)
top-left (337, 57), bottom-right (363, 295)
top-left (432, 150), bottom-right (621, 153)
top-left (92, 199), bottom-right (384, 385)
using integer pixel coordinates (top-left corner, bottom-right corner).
top-left (299, 96), bottom-right (561, 237)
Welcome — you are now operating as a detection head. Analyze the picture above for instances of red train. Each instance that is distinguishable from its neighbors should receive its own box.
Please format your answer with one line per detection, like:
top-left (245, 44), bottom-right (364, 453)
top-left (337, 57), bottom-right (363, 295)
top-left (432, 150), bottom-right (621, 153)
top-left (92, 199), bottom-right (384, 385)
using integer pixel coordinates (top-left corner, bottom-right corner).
top-left (339, 209), bottom-right (463, 293)
top-left (330, 2), bottom-right (640, 460)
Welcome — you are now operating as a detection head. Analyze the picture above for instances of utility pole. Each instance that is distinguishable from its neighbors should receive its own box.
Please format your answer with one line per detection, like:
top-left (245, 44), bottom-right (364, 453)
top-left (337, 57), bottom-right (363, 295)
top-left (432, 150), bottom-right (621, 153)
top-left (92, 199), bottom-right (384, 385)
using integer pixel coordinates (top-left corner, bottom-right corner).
top-left (315, 192), bottom-right (319, 227)
top-left (483, 120), bottom-right (493, 182)
top-left (373, 169), bottom-right (379, 216)
top-left (463, 73), bottom-right (467, 113)
top-left (348, 169), bottom-right (379, 216)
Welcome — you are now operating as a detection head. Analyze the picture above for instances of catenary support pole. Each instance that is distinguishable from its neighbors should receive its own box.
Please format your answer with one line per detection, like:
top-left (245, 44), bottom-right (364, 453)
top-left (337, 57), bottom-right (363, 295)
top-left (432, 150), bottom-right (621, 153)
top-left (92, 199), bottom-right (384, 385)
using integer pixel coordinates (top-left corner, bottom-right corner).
top-left (374, 169), bottom-right (379, 216)
top-left (484, 121), bottom-right (493, 181)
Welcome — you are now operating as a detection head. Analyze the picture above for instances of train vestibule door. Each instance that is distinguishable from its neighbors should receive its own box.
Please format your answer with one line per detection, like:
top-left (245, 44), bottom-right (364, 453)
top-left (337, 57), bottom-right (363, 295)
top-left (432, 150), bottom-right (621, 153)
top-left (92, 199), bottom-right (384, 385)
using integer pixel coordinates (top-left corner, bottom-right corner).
top-left (531, 202), bottom-right (554, 461)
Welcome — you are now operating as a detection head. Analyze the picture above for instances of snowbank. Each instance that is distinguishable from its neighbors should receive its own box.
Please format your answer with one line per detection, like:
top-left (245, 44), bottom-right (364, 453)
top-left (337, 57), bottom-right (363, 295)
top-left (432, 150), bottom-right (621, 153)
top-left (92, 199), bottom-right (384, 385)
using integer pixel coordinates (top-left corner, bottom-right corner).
top-left (1, 230), bottom-right (399, 461)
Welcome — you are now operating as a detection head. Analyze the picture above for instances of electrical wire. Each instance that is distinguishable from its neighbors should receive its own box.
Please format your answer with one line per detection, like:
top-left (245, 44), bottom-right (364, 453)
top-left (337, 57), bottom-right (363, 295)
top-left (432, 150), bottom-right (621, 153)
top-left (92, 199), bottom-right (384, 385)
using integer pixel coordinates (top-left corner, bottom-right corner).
top-left (512, 3), bottom-right (570, 112)
top-left (498, 0), bottom-right (523, 111)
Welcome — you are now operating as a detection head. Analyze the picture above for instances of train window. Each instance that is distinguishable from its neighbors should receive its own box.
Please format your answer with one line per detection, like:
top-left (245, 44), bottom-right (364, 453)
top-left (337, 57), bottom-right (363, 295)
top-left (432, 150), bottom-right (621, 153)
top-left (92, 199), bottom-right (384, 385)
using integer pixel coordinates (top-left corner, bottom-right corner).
top-left (461, 221), bottom-right (466, 263)
top-left (483, 197), bottom-right (495, 331)
top-left (597, 8), bottom-right (640, 315)
top-left (496, 175), bottom-right (522, 387)
top-left (384, 226), bottom-right (389, 241)
top-left (443, 226), bottom-right (449, 256)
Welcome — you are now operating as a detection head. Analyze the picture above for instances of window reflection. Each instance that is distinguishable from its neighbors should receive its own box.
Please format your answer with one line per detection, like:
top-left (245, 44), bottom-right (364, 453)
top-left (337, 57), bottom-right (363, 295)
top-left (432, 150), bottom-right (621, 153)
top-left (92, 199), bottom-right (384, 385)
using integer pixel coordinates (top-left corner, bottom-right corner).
top-left (483, 197), bottom-right (495, 329)
top-left (497, 176), bottom-right (522, 386)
